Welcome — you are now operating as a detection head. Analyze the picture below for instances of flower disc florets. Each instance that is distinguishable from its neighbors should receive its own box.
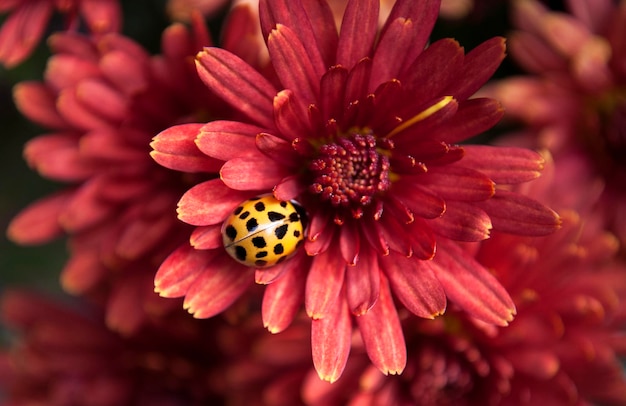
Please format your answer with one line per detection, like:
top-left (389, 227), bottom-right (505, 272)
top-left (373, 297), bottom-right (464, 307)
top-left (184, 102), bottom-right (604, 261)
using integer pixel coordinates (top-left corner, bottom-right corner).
top-left (309, 130), bottom-right (391, 216)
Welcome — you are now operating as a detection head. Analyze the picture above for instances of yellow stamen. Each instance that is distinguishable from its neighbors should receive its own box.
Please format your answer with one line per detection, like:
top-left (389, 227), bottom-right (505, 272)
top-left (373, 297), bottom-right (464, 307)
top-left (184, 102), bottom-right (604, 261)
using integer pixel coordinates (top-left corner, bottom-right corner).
top-left (385, 95), bottom-right (456, 139)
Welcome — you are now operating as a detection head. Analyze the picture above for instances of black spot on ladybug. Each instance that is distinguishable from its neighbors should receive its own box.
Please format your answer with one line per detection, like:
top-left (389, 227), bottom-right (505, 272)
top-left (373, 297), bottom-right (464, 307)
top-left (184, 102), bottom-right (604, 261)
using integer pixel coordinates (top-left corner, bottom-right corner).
top-left (288, 212), bottom-right (299, 222)
top-left (235, 245), bottom-right (247, 261)
top-left (224, 225), bottom-right (237, 241)
top-left (246, 218), bottom-right (258, 232)
top-left (239, 211), bottom-right (250, 220)
top-left (274, 224), bottom-right (288, 239)
top-left (255, 259), bottom-right (268, 267)
top-left (252, 236), bottom-right (266, 248)
top-left (256, 251), bottom-right (268, 258)
top-left (268, 211), bottom-right (286, 222)
top-left (293, 230), bottom-right (301, 238)
top-left (254, 201), bottom-right (266, 211)
top-left (234, 206), bottom-right (244, 215)
top-left (280, 201), bottom-right (287, 207)
top-left (274, 243), bottom-right (284, 255)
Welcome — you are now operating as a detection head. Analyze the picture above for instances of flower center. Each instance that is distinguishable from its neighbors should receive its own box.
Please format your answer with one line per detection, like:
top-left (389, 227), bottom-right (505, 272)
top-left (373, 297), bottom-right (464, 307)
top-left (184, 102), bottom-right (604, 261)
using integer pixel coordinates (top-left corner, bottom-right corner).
top-left (309, 131), bottom-right (391, 212)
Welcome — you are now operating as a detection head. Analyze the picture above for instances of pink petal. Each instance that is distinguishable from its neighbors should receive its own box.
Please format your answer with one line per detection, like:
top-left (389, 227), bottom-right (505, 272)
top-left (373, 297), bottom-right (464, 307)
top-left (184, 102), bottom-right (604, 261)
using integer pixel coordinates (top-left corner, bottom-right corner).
top-left (405, 218), bottom-right (437, 260)
top-left (268, 24), bottom-right (321, 104)
top-left (311, 293), bottom-right (351, 383)
top-left (196, 120), bottom-right (262, 161)
top-left (345, 249), bottom-right (380, 316)
top-left (100, 49), bottom-right (150, 96)
top-left (433, 239), bottom-right (516, 326)
top-left (60, 179), bottom-right (115, 232)
top-left (378, 215), bottom-right (413, 257)
top-left (262, 254), bottom-right (308, 333)
top-left (461, 145), bottom-right (545, 184)
top-left (115, 213), bottom-right (177, 260)
top-left (75, 79), bottom-right (128, 122)
top-left (13, 81), bottom-right (67, 128)
top-left (429, 202), bottom-right (492, 241)
top-left (509, 31), bottom-right (568, 73)
top-left (220, 156), bottom-right (289, 191)
top-left (356, 274), bottom-right (406, 375)
top-left (336, 0), bottom-right (378, 70)
top-left (478, 189), bottom-right (562, 236)
top-left (381, 253), bottom-right (446, 318)
top-left (183, 255), bottom-right (254, 318)
top-left (195, 47), bottom-right (277, 129)
top-left (150, 123), bottom-right (222, 173)
top-left (154, 244), bottom-right (216, 297)
top-left (6, 193), bottom-right (66, 245)
top-left (177, 178), bottom-right (252, 226)
top-left (44, 54), bottom-right (100, 92)
top-left (431, 98), bottom-right (505, 144)
top-left (305, 243), bottom-right (346, 319)
top-left (446, 37), bottom-right (506, 101)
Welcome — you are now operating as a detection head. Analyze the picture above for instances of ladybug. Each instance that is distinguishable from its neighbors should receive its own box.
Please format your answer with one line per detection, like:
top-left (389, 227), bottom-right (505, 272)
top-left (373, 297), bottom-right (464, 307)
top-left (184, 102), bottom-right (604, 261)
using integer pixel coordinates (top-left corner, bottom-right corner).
top-left (221, 194), bottom-right (306, 268)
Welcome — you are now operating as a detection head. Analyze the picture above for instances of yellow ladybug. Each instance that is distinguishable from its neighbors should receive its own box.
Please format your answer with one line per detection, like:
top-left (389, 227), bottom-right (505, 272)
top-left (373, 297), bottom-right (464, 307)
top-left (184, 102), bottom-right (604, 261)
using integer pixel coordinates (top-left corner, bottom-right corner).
top-left (221, 194), bottom-right (306, 268)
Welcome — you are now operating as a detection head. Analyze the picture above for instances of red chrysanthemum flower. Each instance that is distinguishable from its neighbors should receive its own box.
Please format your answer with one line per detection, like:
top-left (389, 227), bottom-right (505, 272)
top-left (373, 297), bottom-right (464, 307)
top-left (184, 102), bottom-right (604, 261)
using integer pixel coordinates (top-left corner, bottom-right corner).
top-left (210, 154), bottom-right (626, 405)
top-left (0, 0), bottom-right (121, 68)
top-left (487, 0), bottom-right (626, 252)
top-left (152, 0), bottom-right (560, 381)
top-left (5, 19), bottom-right (229, 335)
top-left (0, 289), bottom-right (230, 405)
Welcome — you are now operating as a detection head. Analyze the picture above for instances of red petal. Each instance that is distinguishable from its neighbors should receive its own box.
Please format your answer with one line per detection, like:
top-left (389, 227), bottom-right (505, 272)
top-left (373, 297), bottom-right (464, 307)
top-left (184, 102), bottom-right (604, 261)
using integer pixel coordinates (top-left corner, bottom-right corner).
top-left (431, 98), bottom-right (504, 144)
top-left (256, 132), bottom-right (299, 168)
top-left (0, 1), bottom-right (53, 68)
top-left (433, 239), bottom-right (516, 326)
top-left (446, 37), bottom-right (506, 101)
top-left (392, 183), bottom-right (446, 219)
top-left (381, 253), bottom-right (446, 318)
top-left (319, 65), bottom-right (348, 121)
top-left (429, 202), bottom-right (492, 241)
top-left (195, 47), bottom-right (276, 129)
top-left (23, 133), bottom-right (92, 181)
top-left (421, 166), bottom-right (495, 201)
top-left (356, 274), bottom-right (406, 375)
top-left (461, 145), bottom-right (545, 184)
top-left (6, 191), bottom-right (69, 245)
top-left (311, 293), bottom-right (351, 383)
top-left (336, 0), bottom-right (378, 70)
top-left (478, 190), bottom-right (562, 236)
top-left (196, 120), bottom-right (262, 161)
top-left (13, 81), bottom-right (67, 128)
top-left (345, 249), bottom-right (380, 316)
top-left (273, 89), bottom-right (314, 141)
top-left (79, 0), bottom-right (122, 33)
top-left (405, 218), bottom-right (437, 260)
top-left (305, 243), bottom-right (346, 319)
top-left (183, 255), bottom-right (254, 318)
top-left (268, 24), bottom-right (321, 104)
top-left (400, 38), bottom-right (464, 106)
top-left (61, 250), bottom-right (108, 294)
top-left (339, 220), bottom-right (360, 266)
top-left (150, 123), bottom-right (222, 173)
top-left (262, 254), bottom-right (308, 333)
top-left (189, 224), bottom-right (222, 250)
top-left (343, 57), bottom-right (372, 106)
top-left (154, 244), bottom-right (216, 297)
top-left (60, 179), bottom-right (115, 232)
top-left (273, 175), bottom-right (306, 201)
top-left (220, 156), bottom-right (289, 191)
top-left (177, 178), bottom-right (252, 226)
